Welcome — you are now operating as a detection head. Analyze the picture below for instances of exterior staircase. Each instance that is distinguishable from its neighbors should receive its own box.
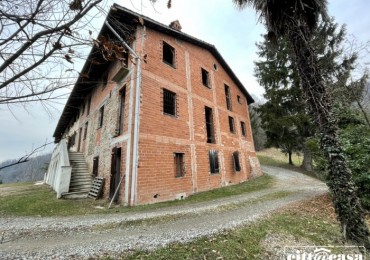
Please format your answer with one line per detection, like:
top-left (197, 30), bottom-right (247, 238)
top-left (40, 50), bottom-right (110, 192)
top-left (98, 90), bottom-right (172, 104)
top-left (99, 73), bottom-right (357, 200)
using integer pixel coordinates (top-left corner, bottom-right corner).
top-left (62, 152), bottom-right (92, 199)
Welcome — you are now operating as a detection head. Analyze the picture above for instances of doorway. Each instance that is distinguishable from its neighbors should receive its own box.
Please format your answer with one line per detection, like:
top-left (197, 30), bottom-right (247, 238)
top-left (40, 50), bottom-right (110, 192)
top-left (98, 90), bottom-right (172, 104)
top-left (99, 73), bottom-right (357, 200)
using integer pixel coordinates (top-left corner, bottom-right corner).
top-left (109, 147), bottom-right (121, 202)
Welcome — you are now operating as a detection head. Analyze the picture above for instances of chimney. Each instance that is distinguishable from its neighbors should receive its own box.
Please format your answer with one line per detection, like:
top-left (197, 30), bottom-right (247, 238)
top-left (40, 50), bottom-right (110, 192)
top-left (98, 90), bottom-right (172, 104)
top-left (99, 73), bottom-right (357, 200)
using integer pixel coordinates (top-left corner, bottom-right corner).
top-left (169, 20), bottom-right (182, 31)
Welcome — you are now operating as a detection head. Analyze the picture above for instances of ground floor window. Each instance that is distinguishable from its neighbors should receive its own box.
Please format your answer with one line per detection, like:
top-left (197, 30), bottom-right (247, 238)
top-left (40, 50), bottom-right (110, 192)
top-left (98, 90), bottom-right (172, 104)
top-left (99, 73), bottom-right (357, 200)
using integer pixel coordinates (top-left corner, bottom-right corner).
top-left (233, 151), bottom-right (241, 172)
top-left (174, 153), bottom-right (185, 177)
top-left (209, 150), bottom-right (219, 174)
top-left (92, 156), bottom-right (99, 177)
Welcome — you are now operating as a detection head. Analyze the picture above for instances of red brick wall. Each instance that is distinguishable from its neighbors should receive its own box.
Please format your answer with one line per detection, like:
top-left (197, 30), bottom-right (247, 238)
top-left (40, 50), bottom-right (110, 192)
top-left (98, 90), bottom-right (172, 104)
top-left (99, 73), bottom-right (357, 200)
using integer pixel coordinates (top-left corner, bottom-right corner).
top-left (134, 27), bottom-right (259, 204)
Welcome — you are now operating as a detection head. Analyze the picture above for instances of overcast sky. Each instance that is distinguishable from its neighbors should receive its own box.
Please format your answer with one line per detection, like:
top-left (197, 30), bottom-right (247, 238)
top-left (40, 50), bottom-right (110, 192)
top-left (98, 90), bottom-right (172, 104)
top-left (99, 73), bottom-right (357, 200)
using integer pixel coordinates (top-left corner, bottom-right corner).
top-left (0, 0), bottom-right (369, 163)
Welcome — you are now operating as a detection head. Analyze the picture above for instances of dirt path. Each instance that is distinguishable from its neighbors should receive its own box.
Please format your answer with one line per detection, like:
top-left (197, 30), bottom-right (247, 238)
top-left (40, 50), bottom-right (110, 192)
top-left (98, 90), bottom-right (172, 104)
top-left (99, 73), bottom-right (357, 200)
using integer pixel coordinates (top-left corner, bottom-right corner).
top-left (0, 166), bottom-right (327, 259)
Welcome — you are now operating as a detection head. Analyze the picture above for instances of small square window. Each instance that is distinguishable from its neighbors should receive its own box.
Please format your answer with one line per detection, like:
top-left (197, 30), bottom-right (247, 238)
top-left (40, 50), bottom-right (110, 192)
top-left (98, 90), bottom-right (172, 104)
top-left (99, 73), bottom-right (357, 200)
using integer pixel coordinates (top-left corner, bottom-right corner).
top-left (163, 88), bottom-right (176, 116)
top-left (201, 68), bottom-right (210, 88)
top-left (237, 95), bottom-right (242, 104)
top-left (174, 153), bottom-right (185, 177)
top-left (228, 116), bottom-right (235, 133)
top-left (233, 151), bottom-right (241, 172)
top-left (209, 150), bottom-right (219, 174)
top-left (163, 41), bottom-right (175, 67)
top-left (240, 121), bottom-right (246, 137)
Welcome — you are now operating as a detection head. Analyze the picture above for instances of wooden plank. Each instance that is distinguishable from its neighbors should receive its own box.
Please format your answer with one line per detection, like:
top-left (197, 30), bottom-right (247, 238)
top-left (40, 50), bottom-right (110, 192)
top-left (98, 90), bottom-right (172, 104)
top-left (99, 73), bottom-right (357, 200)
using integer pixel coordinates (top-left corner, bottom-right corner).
top-left (88, 177), bottom-right (105, 200)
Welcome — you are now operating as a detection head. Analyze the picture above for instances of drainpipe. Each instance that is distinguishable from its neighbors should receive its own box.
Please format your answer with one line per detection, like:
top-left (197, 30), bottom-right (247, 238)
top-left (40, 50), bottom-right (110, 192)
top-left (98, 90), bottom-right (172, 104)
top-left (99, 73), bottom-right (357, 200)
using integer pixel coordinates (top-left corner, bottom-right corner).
top-left (105, 21), bottom-right (141, 206)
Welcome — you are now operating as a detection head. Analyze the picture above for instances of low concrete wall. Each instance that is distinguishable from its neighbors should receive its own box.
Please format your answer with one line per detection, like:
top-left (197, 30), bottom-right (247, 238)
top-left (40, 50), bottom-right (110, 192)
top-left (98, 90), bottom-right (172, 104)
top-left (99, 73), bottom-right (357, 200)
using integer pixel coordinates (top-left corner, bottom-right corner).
top-left (45, 139), bottom-right (72, 198)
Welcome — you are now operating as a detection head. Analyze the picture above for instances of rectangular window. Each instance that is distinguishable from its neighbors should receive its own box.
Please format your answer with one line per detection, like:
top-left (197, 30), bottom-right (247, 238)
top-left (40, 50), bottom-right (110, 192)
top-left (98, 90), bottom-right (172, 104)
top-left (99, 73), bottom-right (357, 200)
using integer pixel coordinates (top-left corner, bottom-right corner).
top-left (225, 84), bottom-right (232, 111)
top-left (163, 88), bottom-right (176, 116)
top-left (229, 116), bottom-right (235, 133)
top-left (101, 71), bottom-right (108, 89)
top-left (201, 68), bottom-right (210, 88)
top-left (209, 150), bottom-right (220, 174)
top-left (233, 151), bottom-right (241, 172)
top-left (84, 122), bottom-right (88, 140)
top-left (174, 153), bottom-right (185, 177)
top-left (86, 96), bottom-right (91, 116)
top-left (205, 106), bottom-right (215, 143)
top-left (98, 105), bottom-right (104, 128)
top-left (118, 88), bottom-right (126, 134)
top-left (240, 121), bottom-right (246, 136)
top-left (163, 41), bottom-right (175, 67)
top-left (92, 156), bottom-right (99, 177)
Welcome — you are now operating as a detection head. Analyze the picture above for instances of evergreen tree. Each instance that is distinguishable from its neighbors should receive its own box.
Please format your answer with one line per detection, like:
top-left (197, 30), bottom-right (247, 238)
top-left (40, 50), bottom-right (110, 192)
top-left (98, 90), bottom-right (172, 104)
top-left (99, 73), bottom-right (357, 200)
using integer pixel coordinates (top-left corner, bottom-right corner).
top-left (255, 19), bottom-right (365, 169)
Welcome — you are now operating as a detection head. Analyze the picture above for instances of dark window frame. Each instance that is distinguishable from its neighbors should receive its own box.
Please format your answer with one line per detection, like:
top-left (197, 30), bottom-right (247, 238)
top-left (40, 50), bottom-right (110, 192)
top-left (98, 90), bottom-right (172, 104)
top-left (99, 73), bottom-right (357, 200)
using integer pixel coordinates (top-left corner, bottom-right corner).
top-left (174, 153), bottom-right (185, 178)
top-left (209, 150), bottom-right (220, 174)
top-left (201, 68), bottom-right (210, 88)
top-left (205, 106), bottom-right (215, 143)
top-left (98, 105), bottom-right (104, 129)
top-left (163, 88), bottom-right (177, 116)
top-left (84, 122), bottom-right (88, 140)
top-left (86, 96), bottom-right (91, 116)
top-left (233, 151), bottom-right (241, 172)
top-left (92, 156), bottom-right (99, 177)
top-left (163, 41), bottom-right (176, 67)
top-left (225, 84), bottom-right (232, 111)
top-left (240, 121), bottom-right (246, 137)
top-left (229, 116), bottom-right (235, 133)
top-left (237, 95), bottom-right (242, 104)
top-left (118, 87), bottom-right (126, 134)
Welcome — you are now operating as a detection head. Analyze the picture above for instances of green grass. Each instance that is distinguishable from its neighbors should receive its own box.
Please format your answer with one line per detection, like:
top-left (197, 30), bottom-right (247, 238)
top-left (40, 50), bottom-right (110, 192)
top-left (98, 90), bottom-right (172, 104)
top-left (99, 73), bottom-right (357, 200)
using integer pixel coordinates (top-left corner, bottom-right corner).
top-left (0, 174), bottom-right (273, 217)
top-left (257, 148), bottom-right (320, 179)
top-left (117, 195), bottom-right (369, 260)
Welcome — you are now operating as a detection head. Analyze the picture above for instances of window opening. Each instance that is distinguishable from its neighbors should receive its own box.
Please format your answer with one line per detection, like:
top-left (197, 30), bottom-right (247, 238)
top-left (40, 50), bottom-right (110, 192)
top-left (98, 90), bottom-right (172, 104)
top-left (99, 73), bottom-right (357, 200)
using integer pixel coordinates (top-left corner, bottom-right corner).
top-left (229, 116), bottom-right (235, 133)
top-left (84, 122), bottom-right (88, 140)
top-left (241, 121), bottom-right (246, 136)
top-left (209, 150), bottom-right (220, 174)
top-left (163, 88), bottom-right (176, 116)
top-left (98, 105), bottom-right (104, 128)
top-left (233, 151), bottom-right (241, 172)
top-left (205, 106), bottom-right (215, 143)
top-left (174, 153), bottom-right (185, 177)
top-left (163, 41), bottom-right (175, 67)
top-left (118, 88), bottom-right (126, 134)
top-left (201, 68), bottom-right (210, 88)
top-left (92, 156), bottom-right (99, 177)
top-left (237, 95), bottom-right (242, 104)
top-left (86, 96), bottom-right (91, 116)
top-left (225, 84), bottom-right (232, 111)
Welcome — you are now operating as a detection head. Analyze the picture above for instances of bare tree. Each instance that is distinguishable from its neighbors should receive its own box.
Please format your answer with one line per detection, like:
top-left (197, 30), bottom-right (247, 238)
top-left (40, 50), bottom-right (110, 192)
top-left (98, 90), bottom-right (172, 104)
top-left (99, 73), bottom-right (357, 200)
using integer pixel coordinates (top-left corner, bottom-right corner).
top-left (0, 141), bottom-right (53, 171)
top-left (0, 0), bottom-right (105, 110)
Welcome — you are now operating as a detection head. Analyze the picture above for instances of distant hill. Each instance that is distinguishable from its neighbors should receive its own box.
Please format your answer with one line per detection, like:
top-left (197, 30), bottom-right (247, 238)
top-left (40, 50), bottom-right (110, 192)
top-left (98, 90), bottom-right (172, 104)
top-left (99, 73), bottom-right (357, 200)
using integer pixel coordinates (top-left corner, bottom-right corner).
top-left (0, 153), bottom-right (51, 184)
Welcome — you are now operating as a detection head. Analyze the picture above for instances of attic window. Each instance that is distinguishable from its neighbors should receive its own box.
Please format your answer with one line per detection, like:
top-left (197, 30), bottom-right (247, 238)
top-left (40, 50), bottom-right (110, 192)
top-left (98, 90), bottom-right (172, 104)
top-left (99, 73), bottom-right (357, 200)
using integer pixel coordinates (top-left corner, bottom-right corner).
top-left (201, 68), bottom-right (210, 88)
top-left (163, 41), bottom-right (175, 67)
top-left (237, 95), bottom-right (242, 104)
top-left (213, 63), bottom-right (218, 70)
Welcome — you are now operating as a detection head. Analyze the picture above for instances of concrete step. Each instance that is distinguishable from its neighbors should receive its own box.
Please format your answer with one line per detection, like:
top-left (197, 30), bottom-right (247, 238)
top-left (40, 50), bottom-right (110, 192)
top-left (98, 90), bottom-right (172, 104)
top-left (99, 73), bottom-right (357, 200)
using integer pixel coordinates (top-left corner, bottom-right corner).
top-left (62, 191), bottom-right (89, 199)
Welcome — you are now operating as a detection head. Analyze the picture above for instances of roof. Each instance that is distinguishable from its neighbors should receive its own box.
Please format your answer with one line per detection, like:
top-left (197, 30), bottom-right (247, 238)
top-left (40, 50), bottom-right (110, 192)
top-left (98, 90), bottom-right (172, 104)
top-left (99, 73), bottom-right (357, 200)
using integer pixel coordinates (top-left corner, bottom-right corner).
top-left (53, 4), bottom-right (254, 142)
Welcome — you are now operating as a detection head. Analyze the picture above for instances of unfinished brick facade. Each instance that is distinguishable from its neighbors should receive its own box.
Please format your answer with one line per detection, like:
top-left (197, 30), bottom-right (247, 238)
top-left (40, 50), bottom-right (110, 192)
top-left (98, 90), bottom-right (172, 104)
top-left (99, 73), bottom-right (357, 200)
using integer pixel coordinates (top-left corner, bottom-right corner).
top-left (53, 4), bottom-right (262, 205)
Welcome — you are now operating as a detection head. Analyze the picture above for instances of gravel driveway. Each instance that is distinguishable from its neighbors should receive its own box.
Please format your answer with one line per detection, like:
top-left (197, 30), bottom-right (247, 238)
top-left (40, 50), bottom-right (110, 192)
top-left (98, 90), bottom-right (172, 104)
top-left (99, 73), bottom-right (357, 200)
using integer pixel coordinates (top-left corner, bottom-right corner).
top-left (0, 166), bottom-right (327, 259)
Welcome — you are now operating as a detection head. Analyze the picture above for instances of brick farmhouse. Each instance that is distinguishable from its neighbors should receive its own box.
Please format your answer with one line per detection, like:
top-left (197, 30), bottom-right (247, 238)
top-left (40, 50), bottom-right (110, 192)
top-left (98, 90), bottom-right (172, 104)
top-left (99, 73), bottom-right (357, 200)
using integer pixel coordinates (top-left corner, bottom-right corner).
top-left (46, 4), bottom-right (262, 205)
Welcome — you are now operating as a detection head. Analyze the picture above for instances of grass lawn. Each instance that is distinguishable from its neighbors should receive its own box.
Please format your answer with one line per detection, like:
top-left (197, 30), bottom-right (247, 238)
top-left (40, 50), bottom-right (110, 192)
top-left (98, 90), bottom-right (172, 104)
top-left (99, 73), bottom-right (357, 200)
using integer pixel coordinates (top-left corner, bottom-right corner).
top-left (0, 174), bottom-right (273, 217)
top-left (116, 194), bottom-right (370, 260)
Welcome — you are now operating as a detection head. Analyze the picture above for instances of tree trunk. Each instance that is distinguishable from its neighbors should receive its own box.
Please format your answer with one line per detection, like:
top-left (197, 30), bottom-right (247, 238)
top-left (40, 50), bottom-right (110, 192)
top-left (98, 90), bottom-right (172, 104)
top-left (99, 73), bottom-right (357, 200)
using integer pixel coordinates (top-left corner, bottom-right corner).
top-left (289, 26), bottom-right (370, 248)
top-left (301, 144), bottom-right (313, 172)
top-left (288, 151), bottom-right (293, 165)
